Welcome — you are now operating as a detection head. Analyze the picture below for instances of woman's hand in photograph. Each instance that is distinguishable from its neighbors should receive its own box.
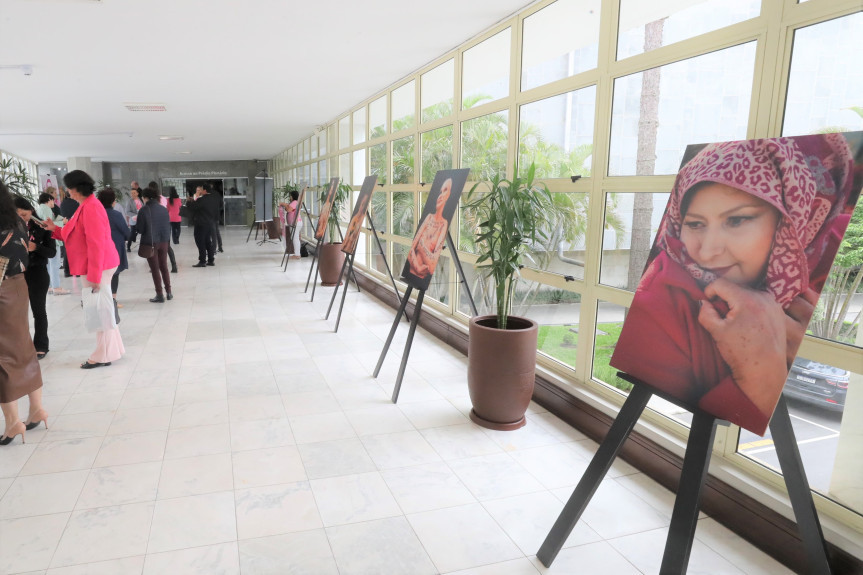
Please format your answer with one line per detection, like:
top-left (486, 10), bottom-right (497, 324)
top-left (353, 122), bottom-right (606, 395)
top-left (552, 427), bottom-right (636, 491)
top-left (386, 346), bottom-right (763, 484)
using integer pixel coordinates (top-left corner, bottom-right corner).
top-left (27, 241), bottom-right (36, 252)
top-left (698, 278), bottom-right (788, 415)
top-left (42, 218), bottom-right (57, 231)
top-left (784, 287), bottom-right (818, 367)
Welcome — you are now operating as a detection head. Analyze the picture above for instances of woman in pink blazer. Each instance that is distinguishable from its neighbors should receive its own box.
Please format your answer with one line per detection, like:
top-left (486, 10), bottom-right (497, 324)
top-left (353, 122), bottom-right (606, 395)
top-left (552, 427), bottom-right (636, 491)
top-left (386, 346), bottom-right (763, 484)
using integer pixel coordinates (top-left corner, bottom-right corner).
top-left (44, 170), bottom-right (125, 368)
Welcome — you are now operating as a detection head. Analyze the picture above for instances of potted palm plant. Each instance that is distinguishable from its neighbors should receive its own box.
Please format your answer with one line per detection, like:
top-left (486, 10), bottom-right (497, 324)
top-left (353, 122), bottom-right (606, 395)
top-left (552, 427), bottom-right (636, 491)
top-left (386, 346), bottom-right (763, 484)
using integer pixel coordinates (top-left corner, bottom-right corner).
top-left (318, 182), bottom-right (351, 285)
top-left (464, 163), bottom-right (554, 430)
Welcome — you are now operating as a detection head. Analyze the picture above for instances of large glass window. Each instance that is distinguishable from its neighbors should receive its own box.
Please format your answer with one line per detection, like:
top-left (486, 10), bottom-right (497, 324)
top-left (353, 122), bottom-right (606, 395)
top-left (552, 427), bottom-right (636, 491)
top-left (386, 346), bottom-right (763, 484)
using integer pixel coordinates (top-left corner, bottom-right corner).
top-left (339, 116), bottom-right (350, 150)
top-left (783, 13), bottom-right (863, 137)
top-left (352, 149), bottom-right (366, 186)
top-left (392, 192), bottom-right (415, 238)
top-left (421, 60), bottom-right (455, 123)
top-left (392, 81), bottom-right (416, 131)
top-left (318, 160), bottom-right (327, 184)
top-left (521, 0), bottom-right (599, 91)
top-left (518, 86), bottom-right (596, 179)
top-left (339, 153), bottom-right (350, 181)
top-left (462, 29), bottom-right (511, 110)
top-left (461, 111), bottom-right (509, 181)
top-left (392, 136), bottom-right (415, 185)
top-left (617, 0), bottom-right (760, 60)
top-left (421, 126), bottom-right (453, 184)
top-left (609, 42), bottom-right (757, 176)
top-left (353, 109), bottom-right (367, 145)
top-left (369, 143), bottom-right (387, 186)
top-left (599, 192), bottom-right (670, 291)
top-left (369, 95), bottom-right (387, 139)
top-left (311, 135), bottom-right (318, 160)
top-left (319, 131), bottom-right (327, 157)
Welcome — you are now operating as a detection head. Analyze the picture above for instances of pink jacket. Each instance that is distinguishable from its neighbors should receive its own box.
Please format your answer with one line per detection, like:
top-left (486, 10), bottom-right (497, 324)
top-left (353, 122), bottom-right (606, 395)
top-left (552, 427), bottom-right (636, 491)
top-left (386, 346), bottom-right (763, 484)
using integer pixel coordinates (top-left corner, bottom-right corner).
top-left (52, 194), bottom-right (120, 284)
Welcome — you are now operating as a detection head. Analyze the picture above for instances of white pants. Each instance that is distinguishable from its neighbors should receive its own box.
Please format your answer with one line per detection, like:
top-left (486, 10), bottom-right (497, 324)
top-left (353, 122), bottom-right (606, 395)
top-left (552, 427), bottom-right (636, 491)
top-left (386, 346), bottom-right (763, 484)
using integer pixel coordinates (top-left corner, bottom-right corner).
top-left (291, 219), bottom-right (303, 256)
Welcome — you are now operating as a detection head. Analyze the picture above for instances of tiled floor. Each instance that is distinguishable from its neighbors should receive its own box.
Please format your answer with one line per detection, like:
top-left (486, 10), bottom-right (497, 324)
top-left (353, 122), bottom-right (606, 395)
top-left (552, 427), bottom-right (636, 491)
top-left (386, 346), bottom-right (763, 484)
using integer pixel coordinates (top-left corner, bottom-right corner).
top-left (0, 228), bottom-right (796, 574)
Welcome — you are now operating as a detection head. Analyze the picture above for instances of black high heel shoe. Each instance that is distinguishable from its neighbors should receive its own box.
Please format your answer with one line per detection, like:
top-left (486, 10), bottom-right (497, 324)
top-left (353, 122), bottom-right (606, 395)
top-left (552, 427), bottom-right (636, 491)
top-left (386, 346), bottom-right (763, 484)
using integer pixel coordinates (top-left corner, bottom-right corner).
top-left (25, 410), bottom-right (49, 431)
top-left (0, 422), bottom-right (25, 445)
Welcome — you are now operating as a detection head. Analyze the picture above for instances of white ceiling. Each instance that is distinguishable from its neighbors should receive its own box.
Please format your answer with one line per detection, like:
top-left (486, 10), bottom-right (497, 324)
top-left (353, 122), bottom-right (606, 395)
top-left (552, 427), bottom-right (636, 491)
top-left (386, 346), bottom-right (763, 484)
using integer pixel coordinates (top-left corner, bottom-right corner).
top-left (0, 0), bottom-right (532, 163)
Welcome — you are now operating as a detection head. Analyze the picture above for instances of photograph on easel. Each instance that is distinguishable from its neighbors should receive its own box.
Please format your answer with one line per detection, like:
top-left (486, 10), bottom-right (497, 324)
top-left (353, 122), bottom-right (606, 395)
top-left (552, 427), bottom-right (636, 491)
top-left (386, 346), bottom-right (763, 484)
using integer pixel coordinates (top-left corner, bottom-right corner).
top-left (401, 169), bottom-right (470, 291)
top-left (342, 175), bottom-right (377, 255)
top-left (610, 133), bottom-right (863, 435)
top-left (315, 177), bottom-right (340, 241)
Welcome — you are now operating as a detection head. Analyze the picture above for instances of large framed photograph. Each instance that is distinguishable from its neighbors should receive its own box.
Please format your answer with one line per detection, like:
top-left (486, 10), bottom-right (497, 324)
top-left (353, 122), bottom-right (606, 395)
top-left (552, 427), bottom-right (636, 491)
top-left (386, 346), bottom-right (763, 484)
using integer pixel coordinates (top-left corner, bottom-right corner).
top-left (610, 133), bottom-right (863, 435)
top-left (400, 168), bottom-right (470, 291)
top-left (315, 178), bottom-right (340, 241)
top-left (342, 175), bottom-right (377, 255)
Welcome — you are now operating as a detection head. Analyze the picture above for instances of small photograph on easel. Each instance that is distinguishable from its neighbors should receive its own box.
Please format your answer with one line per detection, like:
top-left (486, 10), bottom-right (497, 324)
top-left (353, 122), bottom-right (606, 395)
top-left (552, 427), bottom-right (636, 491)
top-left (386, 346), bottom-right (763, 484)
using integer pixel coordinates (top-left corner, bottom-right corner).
top-left (610, 133), bottom-right (863, 436)
top-left (315, 178), bottom-right (340, 241)
top-left (342, 175), bottom-right (377, 255)
top-left (401, 168), bottom-right (470, 291)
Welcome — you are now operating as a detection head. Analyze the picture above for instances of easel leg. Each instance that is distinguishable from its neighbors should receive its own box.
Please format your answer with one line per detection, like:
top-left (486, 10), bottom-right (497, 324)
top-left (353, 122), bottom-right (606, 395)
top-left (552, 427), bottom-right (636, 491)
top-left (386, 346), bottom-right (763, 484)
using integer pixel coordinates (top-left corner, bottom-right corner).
top-left (770, 397), bottom-right (832, 575)
top-left (446, 232), bottom-right (478, 316)
top-left (368, 212), bottom-right (407, 322)
top-left (334, 254), bottom-right (355, 333)
top-left (373, 286), bottom-right (413, 378)
top-left (660, 412), bottom-right (718, 574)
top-left (305, 239), bottom-right (321, 294)
top-left (391, 290), bottom-right (425, 404)
top-left (282, 224), bottom-right (295, 269)
top-left (537, 385), bottom-right (652, 566)
top-left (325, 256), bottom-right (349, 320)
top-left (246, 221), bottom-right (255, 243)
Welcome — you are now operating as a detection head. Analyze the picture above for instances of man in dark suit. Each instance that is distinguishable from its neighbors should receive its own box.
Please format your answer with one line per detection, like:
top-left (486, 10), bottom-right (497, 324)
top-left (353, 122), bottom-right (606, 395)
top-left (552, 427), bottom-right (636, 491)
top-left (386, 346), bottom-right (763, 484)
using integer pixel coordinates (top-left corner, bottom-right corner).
top-left (186, 184), bottom-right (219, 267)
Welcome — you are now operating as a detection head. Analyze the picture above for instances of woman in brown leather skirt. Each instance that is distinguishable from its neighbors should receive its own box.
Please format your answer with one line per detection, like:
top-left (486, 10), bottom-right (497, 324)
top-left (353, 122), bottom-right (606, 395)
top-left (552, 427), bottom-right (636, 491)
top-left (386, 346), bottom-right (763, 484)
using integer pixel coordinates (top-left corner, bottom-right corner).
top-left (0, 180), bottom-right (47, 445)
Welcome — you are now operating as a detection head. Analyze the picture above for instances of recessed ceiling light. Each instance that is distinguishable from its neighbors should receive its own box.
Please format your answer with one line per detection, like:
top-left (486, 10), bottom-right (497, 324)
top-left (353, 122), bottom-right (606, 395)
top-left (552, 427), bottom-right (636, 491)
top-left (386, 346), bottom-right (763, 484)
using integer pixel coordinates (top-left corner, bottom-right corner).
top-left (124, 103), bottom-right (167, 112)
top-left (175, 151), bottom-right (192, 155)
top-left (158, 135), bottom-right (184, 141)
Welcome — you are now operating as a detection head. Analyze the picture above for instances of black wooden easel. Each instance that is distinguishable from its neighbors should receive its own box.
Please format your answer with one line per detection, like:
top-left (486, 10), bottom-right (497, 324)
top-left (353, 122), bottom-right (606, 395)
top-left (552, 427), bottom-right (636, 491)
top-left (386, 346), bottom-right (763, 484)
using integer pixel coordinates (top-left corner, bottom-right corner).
top-left (304, 223), bottom-right (362, 302)
top-left (282, 202), bottom-right (313, 270)
top-left (373, 232), bottom-right (478, 402)
top-left (537, 375), bottom-right (832, 574)
top-left (325, 210), bottom-right (404, 332)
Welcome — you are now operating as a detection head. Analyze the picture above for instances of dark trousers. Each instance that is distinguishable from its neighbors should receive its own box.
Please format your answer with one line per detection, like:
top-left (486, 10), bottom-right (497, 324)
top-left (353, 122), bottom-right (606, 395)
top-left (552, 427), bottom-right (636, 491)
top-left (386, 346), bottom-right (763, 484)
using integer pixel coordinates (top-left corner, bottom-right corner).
top-left (111, 270), bottom-right (121, 295)
top-left (214, 224), bottom-right (222, 250)
top-left (194, 222), bottom-right (216, 263)
top-left (25, 265), bottom-right (50, 352)
top-left (167, 244), bottom-right (177, 271)
top-left (62, 246), bottom-right (71, 277)
top-left (127, 224), bottom-right (138, 250)
top-left (146, 242), bottom-right (172, 295)
top-left (171, 221), bottom-right (182, 244)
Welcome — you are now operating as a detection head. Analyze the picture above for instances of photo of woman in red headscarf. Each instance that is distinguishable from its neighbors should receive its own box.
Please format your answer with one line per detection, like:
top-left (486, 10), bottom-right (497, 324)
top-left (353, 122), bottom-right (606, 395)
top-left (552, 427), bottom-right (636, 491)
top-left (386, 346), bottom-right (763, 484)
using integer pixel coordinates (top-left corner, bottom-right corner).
top-left (610, 133), bottom-right (862, 435)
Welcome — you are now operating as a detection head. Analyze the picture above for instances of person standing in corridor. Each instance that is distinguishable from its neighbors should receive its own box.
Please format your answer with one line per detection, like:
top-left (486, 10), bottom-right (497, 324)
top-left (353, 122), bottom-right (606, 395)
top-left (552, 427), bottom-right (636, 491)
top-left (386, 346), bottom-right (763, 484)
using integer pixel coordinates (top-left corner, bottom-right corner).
top-left (186, 184), bottom-right (219, 267)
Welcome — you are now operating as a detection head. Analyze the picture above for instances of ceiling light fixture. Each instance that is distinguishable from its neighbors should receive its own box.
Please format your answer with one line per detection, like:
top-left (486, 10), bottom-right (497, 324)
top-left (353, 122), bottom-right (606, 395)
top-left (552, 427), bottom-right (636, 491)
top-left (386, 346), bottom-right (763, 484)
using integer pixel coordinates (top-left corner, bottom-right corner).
top-left (124, 103), bottom-right (167, 112)
top-left (175, 151), bottom-right (192, 155)
top-left (158, 135), bottom-right (184, 141)
top-left (0, 64), bottom-right (33, 76)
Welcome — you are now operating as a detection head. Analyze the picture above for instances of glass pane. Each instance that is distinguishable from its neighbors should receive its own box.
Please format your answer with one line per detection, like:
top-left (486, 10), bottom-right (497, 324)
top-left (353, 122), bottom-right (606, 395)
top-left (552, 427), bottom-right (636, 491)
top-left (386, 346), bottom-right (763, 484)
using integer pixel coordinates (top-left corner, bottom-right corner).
top-left (592, 301), bottom-right (632, 393)
top-left (310, 163), bottom-right (318, 187)
top-left (372, 238), bottom-right (389, 274)
top-left (421, 126), bottom-right (453, 184)
top-left (462, 29), bottom-right (511, 109)
top-left (458, 262), bottom-right (495, 317)
top-left (311, 135), bottom-right (318, 160)
top-left (392, 191), bottom-right (416, 238)
top-left (609, 42), bottom-right (756, 176)
top-left (618, 0), bottom-right (760, 60)
top-left (353, 109), bottom-right (366, 145)
top-left (739, 360), bottom-right (860, 516)
top-left (303, 139), bottom-right (310, 162)
top-left (783, 13), bottom-right (863, 136)
top-left (421, 59), bottom-right (455, 123)
top-left (392, 81), bottom-right (416, 131)
top-left (461, 111), bottom-right (509, 181)
top-left (370, 95), bottom-right (387, 139)
top-left (339, 153), bottom-right (350, 181)
top-left (599, 192), bottom-right (670, 291)
top-left (392, 136), bottom-right (415, 185)
top-left (319, 131), bottom-right (327, 157)
top-left (339, 116), bottom-right (350, 150)
top-left (518, 86), bottom-right (596, 179)
top-left (370, 190), bottom-right (387, 233)
top-left (518, 278), bottom-right (581, 370)
top-left (369, 143), bottom-right (387, 186)
top-left (352, 149), bottom-right (366, 186)
top-left (521, 0), bottom-right (599, 91)
top-left (318, 160), bottom-right (327, 183)
top-left (328, 125), bottom-right (336, 154)
top-left (394, 243), bottom-right (451, 304)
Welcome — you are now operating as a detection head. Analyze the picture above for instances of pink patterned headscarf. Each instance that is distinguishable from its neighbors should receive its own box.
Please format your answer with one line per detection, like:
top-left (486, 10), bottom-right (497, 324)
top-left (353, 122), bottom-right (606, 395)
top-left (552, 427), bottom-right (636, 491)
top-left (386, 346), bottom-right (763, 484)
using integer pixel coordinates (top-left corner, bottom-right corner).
top-left (658, 134), bottom-right (855, 308)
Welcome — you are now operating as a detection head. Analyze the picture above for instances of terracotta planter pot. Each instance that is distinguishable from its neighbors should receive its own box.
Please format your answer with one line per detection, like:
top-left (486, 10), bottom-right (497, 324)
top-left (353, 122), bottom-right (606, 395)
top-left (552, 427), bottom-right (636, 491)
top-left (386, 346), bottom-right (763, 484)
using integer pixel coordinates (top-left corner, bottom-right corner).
top-left (467, 314), bottom-right (538, 430)
top-left (318, 242), bottom-right (345, 286)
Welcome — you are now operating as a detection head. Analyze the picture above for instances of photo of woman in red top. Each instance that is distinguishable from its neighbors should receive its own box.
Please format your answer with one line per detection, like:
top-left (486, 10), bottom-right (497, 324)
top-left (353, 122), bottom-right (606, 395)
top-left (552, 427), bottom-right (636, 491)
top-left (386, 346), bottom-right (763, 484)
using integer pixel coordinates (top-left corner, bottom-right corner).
top-left (610, 133), bottom-right (862, 435)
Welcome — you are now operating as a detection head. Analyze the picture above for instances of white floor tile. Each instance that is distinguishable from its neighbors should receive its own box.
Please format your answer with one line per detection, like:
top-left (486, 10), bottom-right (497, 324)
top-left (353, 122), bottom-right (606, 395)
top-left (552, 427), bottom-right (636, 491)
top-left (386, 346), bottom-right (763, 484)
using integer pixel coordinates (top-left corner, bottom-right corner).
top-left (143, 542), bottom-right (240, 575)
top-left (234, 481), bottom-right (322, 539)
top-left (147, 491), bottom-right (237, 554)
top-left (326, 516), bottom-right (437, 575)
top-left (238, 529), bottom-right (339, 575)
top-left (310, 471), bottom-right (402, 526)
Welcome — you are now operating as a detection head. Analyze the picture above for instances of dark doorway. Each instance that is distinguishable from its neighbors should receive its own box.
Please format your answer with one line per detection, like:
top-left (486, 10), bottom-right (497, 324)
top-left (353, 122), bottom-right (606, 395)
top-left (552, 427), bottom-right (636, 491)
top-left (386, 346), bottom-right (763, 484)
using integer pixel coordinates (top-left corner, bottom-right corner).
top-left (185, 179), bottom-right (225, 225)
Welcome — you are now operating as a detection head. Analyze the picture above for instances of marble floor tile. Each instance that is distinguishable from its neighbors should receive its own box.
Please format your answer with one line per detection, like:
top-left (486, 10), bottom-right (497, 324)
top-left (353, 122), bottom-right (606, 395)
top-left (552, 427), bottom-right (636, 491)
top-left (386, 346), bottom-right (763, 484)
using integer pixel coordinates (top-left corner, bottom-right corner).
top-left (407, 503), bottom-right (523, 573)
top-left (448, 453), bottom-right (546, 501)
top-left (164, 423), bottom-right (231, 459)
top-left (310, 471), bottom-right (402, 526)
top-left (0, 512), bottom-right (70, 574)
top-left (46, 556), bottom-right (145, 575)
top-left (238, 529), bottom-right (339, 575)
top-left (508, 444), bottom-right (589, 490)
top-left (76, 462), bottom-right (161, 509)
top-left (360, 429), bottom-right (442, 470)
top-left (608, 526), bottom-right (746, 574)
top-left (288, 411), bottom-right (357, 444)
top-left (147, 491), bottom-right (237, 554)
top-left (229, 418), bottom-right (295, 452)
top-left (281, 390), bottom-right (342, 417)
top-left (694, 518), bottom-right (795, 575)
top-left (297, 437), bottom-right (377, 479)
top-left (343, 405), bottom-right (416, 436)
top-left (107, 406), bottom-right (173, 436)
top-left (421, 423), bottom-right (503, 460)
top-left (326, 516), bottom-right (437, 575)
top-left (142, 542), bottom-right (240, 575)
top-left (20, 437), bottom-right (103, 476)
top-left (93, 431), bottom-right (167, 467)
top-left (158, 453), bottom-right (234, 499)
top-left (174, 381), bottom-right (228, 405)
top-left (39, 412), bottom-right (113, 442)
top-left (529, 540), bottom-right (642, 574)
top-left (232, 445), bottom-right (307, 488)
top-left (381, 462), bottom-right (476, 514)
top-left (228, 394), bottom-right (286, 422)
top-left (50, 502), bottom-right (154, 568)
top-left (60, 390), bottom-right (124, 415)
top-left (0, 469), bottom-right (89, 519)
top-left (398, 399), bottom-right (470, 429)
top-left (0, 442), bottom-right (37, 478)
top-left (170, 399), bottom-right (230, 429)
top-left (119, 386), bottom-right (176, 410)
top-left (444, 557), bottom-right (542, 574)
top-left (234, 481), bottom-right (322, 539)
